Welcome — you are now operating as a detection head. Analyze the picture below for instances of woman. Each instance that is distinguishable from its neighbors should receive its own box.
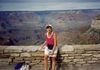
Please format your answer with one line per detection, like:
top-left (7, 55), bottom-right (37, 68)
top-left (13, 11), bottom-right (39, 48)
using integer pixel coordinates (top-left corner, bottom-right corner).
top-left (38, 24), bottom-right (57, 70)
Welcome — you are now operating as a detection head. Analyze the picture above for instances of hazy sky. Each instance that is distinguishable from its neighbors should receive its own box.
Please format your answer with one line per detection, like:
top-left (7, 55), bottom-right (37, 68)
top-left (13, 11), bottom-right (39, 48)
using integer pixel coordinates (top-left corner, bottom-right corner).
top-left (0, 0), bottom-right (100, 3)
top-left (0, 0), bottom-right (100, 11)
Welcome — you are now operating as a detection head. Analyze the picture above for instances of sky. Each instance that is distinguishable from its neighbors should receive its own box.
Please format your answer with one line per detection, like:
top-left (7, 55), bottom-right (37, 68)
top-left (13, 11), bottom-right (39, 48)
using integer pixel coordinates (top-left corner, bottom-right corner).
top-left (0, 0), bottom-right (100, 3)
top-left (0, 0), bottom-right (100, 11)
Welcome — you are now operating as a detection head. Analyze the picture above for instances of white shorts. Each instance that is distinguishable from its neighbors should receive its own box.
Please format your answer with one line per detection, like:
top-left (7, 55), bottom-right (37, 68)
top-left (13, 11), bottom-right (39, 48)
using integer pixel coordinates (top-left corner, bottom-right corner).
top-left (44, 46), bottom-right (58, 57)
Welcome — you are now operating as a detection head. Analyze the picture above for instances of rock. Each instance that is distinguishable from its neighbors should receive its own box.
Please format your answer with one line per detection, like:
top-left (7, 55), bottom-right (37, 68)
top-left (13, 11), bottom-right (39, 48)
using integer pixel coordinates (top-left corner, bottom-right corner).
top-left (84, 57), bottom-right (91, 61)
top-left (0, 62), bottom-right (10, 65)
top-left (61, 45), bottom-right (74, 53)
top-left (20, 53), bottom-right (31, 57)
top-left (92, 58), bottom-right (98, 61)
top-left (22, 46), bottom-right (39, 52)
top-left (23, 58), bottom-right (33, 61)
top-left (87, 61), bottom-right (96, 64)
top-left (13, 57), bottom-right (24, 63)
top-left (31, 52), bottom-right (44, 57)
top-left (81, 54), bottom-right (92, 57)
top-left (86, 51), bottom-right (98, 54)
top-left (0, 58), bottom-right (11, 63)
top-left (10, 53), bottom-right (20, 57)
top-left (76, 61), bottom-right (86, 64)
top-left (91, 20), bottom-right (100, 29)
top-left (75, 55), bottom-right (83, 59)
top-left (25, 61), bottom-right (31, 64)
top-left (0, 46), bottom-right (7, 54)
top-left (61, 54), bottom-right (68, 57)
top-left (68, 57), bottom-right (74, 59)
top-left (75, 50), bottom-right (85, 54)
top-left (0, 54), bottom-right (10, 58)
top-left (34, 57), bottom-right (44, 60)
top-left (74, 45), bottom-right (100, 51)
top-left (32, 60), bottom-right (41, 64)
top-left (4, 46), bottom-right (22, 53)
top-left (63, 59), bottom-right (72, 63)
top-left (73, 59), bottom-right (83, 62)
top-left (93, 54), bottom-right (100, 58)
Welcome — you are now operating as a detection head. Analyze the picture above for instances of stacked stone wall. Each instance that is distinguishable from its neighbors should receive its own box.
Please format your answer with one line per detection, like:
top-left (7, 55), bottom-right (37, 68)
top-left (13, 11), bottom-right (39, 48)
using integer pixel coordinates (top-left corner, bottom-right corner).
top-left (0, 44), bottom-right (100, 66)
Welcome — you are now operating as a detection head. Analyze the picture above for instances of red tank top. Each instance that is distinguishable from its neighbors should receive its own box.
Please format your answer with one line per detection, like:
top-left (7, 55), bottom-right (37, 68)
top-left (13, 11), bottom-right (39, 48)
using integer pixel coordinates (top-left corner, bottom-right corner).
top-left (45, 32), bottom-right (54, 45)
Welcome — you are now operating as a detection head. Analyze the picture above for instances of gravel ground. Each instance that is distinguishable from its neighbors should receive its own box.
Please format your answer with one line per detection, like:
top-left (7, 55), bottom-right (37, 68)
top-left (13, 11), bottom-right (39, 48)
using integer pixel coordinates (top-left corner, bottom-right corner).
top-left (0, 63), bottom-right (100, 70)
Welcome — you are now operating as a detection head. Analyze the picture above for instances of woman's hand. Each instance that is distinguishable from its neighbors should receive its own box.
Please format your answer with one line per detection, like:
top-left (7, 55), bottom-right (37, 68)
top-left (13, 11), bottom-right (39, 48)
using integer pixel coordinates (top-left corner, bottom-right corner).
top-left (50, 50), bottom-right (54, 55)
top-left (50, 46), bottom-right (56, 55)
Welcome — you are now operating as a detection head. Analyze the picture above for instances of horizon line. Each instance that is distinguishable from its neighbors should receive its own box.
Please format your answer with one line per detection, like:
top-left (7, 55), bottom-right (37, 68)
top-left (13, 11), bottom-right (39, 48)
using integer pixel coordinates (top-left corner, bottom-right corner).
top-left (0, 2), bottom-right (100, 11)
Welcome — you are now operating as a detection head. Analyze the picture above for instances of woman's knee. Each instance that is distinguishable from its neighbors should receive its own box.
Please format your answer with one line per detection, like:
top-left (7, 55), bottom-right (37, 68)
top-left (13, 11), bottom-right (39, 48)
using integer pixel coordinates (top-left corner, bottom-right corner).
top-left (52, 57), bottom-right (56, 62)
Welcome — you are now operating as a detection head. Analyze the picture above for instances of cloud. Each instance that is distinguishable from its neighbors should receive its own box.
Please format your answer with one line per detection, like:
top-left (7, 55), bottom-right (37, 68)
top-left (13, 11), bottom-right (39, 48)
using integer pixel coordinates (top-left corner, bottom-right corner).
top-left (0, 2), bottom-right (100, 11)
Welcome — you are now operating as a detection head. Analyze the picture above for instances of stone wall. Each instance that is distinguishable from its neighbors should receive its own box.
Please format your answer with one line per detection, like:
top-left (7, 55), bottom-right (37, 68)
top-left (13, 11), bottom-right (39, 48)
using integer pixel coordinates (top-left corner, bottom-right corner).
top-left (0, 44), bottom-right (100, 66)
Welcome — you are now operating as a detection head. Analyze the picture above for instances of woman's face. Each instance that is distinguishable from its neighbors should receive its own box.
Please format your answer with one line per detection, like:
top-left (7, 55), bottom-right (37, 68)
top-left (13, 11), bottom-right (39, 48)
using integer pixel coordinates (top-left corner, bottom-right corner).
top-left (46, 27), bottom-right (52, 33)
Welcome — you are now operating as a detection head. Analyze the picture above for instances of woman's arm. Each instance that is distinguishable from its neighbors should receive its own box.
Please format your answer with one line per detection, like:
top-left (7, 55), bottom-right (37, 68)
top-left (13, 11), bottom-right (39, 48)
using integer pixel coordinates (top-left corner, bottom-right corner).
top-left (42, 41), bottom-right (46, 47)
top-left (52, 32), bottom-right (57, 53)
top-left (38, 41), bottom-right (46, 50)
top-left (54, 32), bottom-right (57, 47)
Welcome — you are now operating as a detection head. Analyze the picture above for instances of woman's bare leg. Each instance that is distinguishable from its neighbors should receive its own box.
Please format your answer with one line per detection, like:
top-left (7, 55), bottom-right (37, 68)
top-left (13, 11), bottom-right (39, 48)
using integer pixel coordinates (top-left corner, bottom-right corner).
top-left (44, 55), bottom-right (48, 70)
top-left (51, 57), bottom-right (56, 70)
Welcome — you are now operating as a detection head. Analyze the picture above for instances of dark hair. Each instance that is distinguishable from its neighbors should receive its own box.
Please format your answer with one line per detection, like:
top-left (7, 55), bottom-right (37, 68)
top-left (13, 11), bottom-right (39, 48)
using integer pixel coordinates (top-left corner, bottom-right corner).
top-left (46, 26), bottom-right (52, 29)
